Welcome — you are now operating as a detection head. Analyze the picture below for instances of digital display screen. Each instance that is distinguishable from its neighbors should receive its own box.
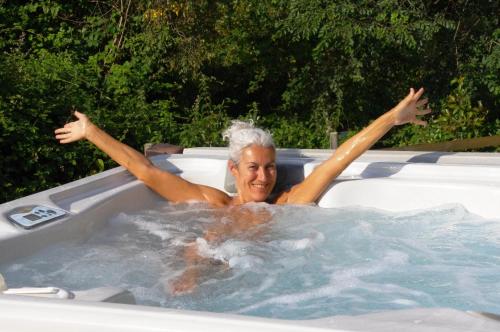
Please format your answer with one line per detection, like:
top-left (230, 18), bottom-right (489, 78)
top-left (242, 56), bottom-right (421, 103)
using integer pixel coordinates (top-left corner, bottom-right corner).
top-left (24, 213), bottom-right (41, 221)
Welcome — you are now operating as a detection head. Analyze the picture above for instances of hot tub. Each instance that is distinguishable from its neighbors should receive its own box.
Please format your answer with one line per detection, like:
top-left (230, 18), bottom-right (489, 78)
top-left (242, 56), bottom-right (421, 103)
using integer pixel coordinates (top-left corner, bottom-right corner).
top-left (1, 148), bottom-right (500, 332)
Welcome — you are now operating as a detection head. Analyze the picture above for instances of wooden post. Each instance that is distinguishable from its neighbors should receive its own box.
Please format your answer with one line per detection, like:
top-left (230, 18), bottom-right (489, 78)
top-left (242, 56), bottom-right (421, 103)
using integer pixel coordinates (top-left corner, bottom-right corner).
top-left (143, 143), bottom-right (153, 154)
top-left (329, 132), bottom-right (338, 149)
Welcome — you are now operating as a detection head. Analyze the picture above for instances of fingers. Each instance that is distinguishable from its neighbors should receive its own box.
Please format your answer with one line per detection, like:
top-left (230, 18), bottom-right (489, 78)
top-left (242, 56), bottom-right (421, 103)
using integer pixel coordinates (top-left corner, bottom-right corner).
top-left (416, 98), bottom-right (428, 108)
top-left (416, 108), bottom-right (432, 116)
top-left (55, 132), bottom-right (72, 141)
top-left (55, 126), bottom-right (74, 135)
top-left (404, 87), bottom-right (424, 104)
top-left (404, 88), bottom-right (415, 101)
top-left (410, 87), bottom-right (429, 113)
top-left (413, 119), bottom-right (427, 126)
top-left (59, 138), bottom-right (74, 144)
top-left (55, 136), bottom-right (74, 144)
top-left (413, 87), bottom-right (424, 101)
top-left (55, 111), bottom-right (87, 144)
top-left (55, 132), bottom-right (71, 139)
top-left (55, 126), bottom-right (76, 144)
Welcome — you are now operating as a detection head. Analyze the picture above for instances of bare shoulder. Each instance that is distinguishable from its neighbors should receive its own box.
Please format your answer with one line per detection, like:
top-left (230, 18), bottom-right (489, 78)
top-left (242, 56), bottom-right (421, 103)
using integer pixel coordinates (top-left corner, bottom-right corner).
top-left (198, 184), bottom-right (233, 207)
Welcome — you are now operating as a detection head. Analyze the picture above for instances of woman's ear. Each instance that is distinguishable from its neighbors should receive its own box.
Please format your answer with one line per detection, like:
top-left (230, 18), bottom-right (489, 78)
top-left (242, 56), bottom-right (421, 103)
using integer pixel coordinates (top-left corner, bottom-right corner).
top-left (228, 160), bottom-right (239, 177)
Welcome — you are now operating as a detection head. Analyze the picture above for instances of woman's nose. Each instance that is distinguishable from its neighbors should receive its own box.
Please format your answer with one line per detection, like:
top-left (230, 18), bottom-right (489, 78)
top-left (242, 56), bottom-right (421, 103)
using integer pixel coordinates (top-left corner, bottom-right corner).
top-left (257, 167), bottom-right (268, 181)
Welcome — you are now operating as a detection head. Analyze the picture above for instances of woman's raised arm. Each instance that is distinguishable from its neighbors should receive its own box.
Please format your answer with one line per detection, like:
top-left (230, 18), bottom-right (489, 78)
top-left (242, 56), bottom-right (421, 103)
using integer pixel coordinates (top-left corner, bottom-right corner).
top-left (278, 88), bottom-right (431, 204)
top-left (55, 111), bottom-right (231, 205)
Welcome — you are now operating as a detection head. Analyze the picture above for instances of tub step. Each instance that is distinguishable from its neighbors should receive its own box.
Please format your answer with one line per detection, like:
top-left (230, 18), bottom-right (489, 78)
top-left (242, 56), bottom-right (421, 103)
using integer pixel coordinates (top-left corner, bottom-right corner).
top-left (74, 287), bottom-right (136, 304)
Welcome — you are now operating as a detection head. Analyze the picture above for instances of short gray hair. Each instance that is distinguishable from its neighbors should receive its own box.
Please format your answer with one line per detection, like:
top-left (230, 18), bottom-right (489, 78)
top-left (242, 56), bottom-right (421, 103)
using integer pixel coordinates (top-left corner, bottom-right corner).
top-left (222, 120), bottom-right (275, 163)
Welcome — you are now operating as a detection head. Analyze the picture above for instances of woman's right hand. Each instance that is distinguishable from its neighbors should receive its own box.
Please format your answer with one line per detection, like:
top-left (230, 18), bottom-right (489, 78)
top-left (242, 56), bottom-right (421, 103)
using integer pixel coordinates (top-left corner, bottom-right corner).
top-left (54, 111), bottom-right (91, 144)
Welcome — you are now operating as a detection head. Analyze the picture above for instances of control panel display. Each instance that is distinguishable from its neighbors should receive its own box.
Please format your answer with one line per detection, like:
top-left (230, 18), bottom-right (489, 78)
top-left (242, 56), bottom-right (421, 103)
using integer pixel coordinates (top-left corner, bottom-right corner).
top-left (7, 205), bottom-right (67, 229)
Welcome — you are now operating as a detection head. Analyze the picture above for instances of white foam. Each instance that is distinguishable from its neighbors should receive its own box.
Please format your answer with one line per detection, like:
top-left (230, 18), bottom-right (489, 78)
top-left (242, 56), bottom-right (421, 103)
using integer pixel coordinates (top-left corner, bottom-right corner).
top-left (235, 251), bottom-right (415, 315)
top-left (331, 250), bottom-right (409, 282)
top-left (135, 220), bottom-right (173, 240)
top-left (195, 238), bottom-right (257, 267)
top-left (228, 256), bottom-right (264, 269)
top-left (277, 231), bottom-right (325, 251)
top-left (279, 238), bottom-right (312, 251)
top-left (391, 299), bottom-right (419, 306)
top-left (255, 276), bottom-right (277, 293)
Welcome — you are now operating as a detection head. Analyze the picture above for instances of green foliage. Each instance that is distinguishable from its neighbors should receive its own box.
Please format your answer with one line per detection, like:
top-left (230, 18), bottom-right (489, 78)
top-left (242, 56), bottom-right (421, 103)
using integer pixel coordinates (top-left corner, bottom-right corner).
top-left (178, 76), bottom-right (232, 147)
top-left (0, 0), bottom-right (498, 203)
top-left (385, 77), bottom-right (496, 147)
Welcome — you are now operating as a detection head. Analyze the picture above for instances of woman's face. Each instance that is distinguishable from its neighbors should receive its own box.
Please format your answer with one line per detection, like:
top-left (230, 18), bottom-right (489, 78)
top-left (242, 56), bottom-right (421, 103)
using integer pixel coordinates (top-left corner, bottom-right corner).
top-left (230, 145), bottom-right (277, 203)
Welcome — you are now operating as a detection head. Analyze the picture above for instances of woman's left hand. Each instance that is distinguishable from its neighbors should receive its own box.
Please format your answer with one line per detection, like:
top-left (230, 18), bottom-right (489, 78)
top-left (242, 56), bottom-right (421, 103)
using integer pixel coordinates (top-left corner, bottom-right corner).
top-left (392, 88), bottom-right (432, 126)
top-left (54, 111), bottom-right (91, 143)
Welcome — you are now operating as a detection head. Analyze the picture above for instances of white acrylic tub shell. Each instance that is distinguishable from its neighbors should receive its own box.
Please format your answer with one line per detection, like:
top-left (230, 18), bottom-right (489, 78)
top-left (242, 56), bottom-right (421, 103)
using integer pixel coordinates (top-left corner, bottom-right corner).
top-left (1, 149), bottom-right (500, 332)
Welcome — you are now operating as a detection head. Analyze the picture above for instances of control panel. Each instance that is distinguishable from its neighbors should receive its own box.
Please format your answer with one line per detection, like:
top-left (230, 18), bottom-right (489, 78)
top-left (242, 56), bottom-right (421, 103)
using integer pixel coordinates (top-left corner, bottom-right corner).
top-left (7, 205), bottom-right (68, 229)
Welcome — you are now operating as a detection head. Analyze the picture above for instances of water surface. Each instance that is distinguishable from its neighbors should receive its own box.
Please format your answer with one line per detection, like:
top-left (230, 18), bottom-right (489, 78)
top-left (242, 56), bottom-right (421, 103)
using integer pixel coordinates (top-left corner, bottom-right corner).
top-left (2, 202), bottom-right (500, 319)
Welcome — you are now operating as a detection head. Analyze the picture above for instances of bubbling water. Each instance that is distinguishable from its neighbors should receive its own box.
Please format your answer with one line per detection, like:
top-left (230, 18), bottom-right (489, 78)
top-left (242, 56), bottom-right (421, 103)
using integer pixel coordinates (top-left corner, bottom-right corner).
top-left (2, 202), bottom-right (500, 319)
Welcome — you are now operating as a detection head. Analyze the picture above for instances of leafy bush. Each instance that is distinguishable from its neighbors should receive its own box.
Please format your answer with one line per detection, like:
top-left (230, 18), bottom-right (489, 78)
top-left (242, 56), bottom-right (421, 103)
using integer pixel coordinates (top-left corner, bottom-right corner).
top-left (0, 0), bottom-right (498, 203)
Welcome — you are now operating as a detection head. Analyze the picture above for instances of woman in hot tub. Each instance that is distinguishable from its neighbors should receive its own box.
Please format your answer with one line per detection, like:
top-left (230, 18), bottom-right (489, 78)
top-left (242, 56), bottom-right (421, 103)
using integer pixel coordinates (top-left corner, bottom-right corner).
top-left (55, 88), bottom-right (429, 207)
top-left (55, 87), bottom-right (430, 293)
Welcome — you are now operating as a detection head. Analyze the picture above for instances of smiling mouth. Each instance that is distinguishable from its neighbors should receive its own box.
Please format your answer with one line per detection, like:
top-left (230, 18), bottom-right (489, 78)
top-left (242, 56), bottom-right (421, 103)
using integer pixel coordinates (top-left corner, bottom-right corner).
top-left (252, 183), bottom-right (268, 190)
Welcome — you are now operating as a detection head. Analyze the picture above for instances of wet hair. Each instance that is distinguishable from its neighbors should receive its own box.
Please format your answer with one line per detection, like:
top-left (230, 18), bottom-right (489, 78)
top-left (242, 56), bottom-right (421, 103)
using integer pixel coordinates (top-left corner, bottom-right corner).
top-left (222, 120), bottom-right (275, 163)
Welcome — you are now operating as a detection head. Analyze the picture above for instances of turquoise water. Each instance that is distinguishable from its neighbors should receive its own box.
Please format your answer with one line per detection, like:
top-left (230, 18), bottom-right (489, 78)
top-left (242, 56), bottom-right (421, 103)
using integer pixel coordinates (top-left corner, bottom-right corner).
top-left (2, 203), bottom-right (500, 319)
